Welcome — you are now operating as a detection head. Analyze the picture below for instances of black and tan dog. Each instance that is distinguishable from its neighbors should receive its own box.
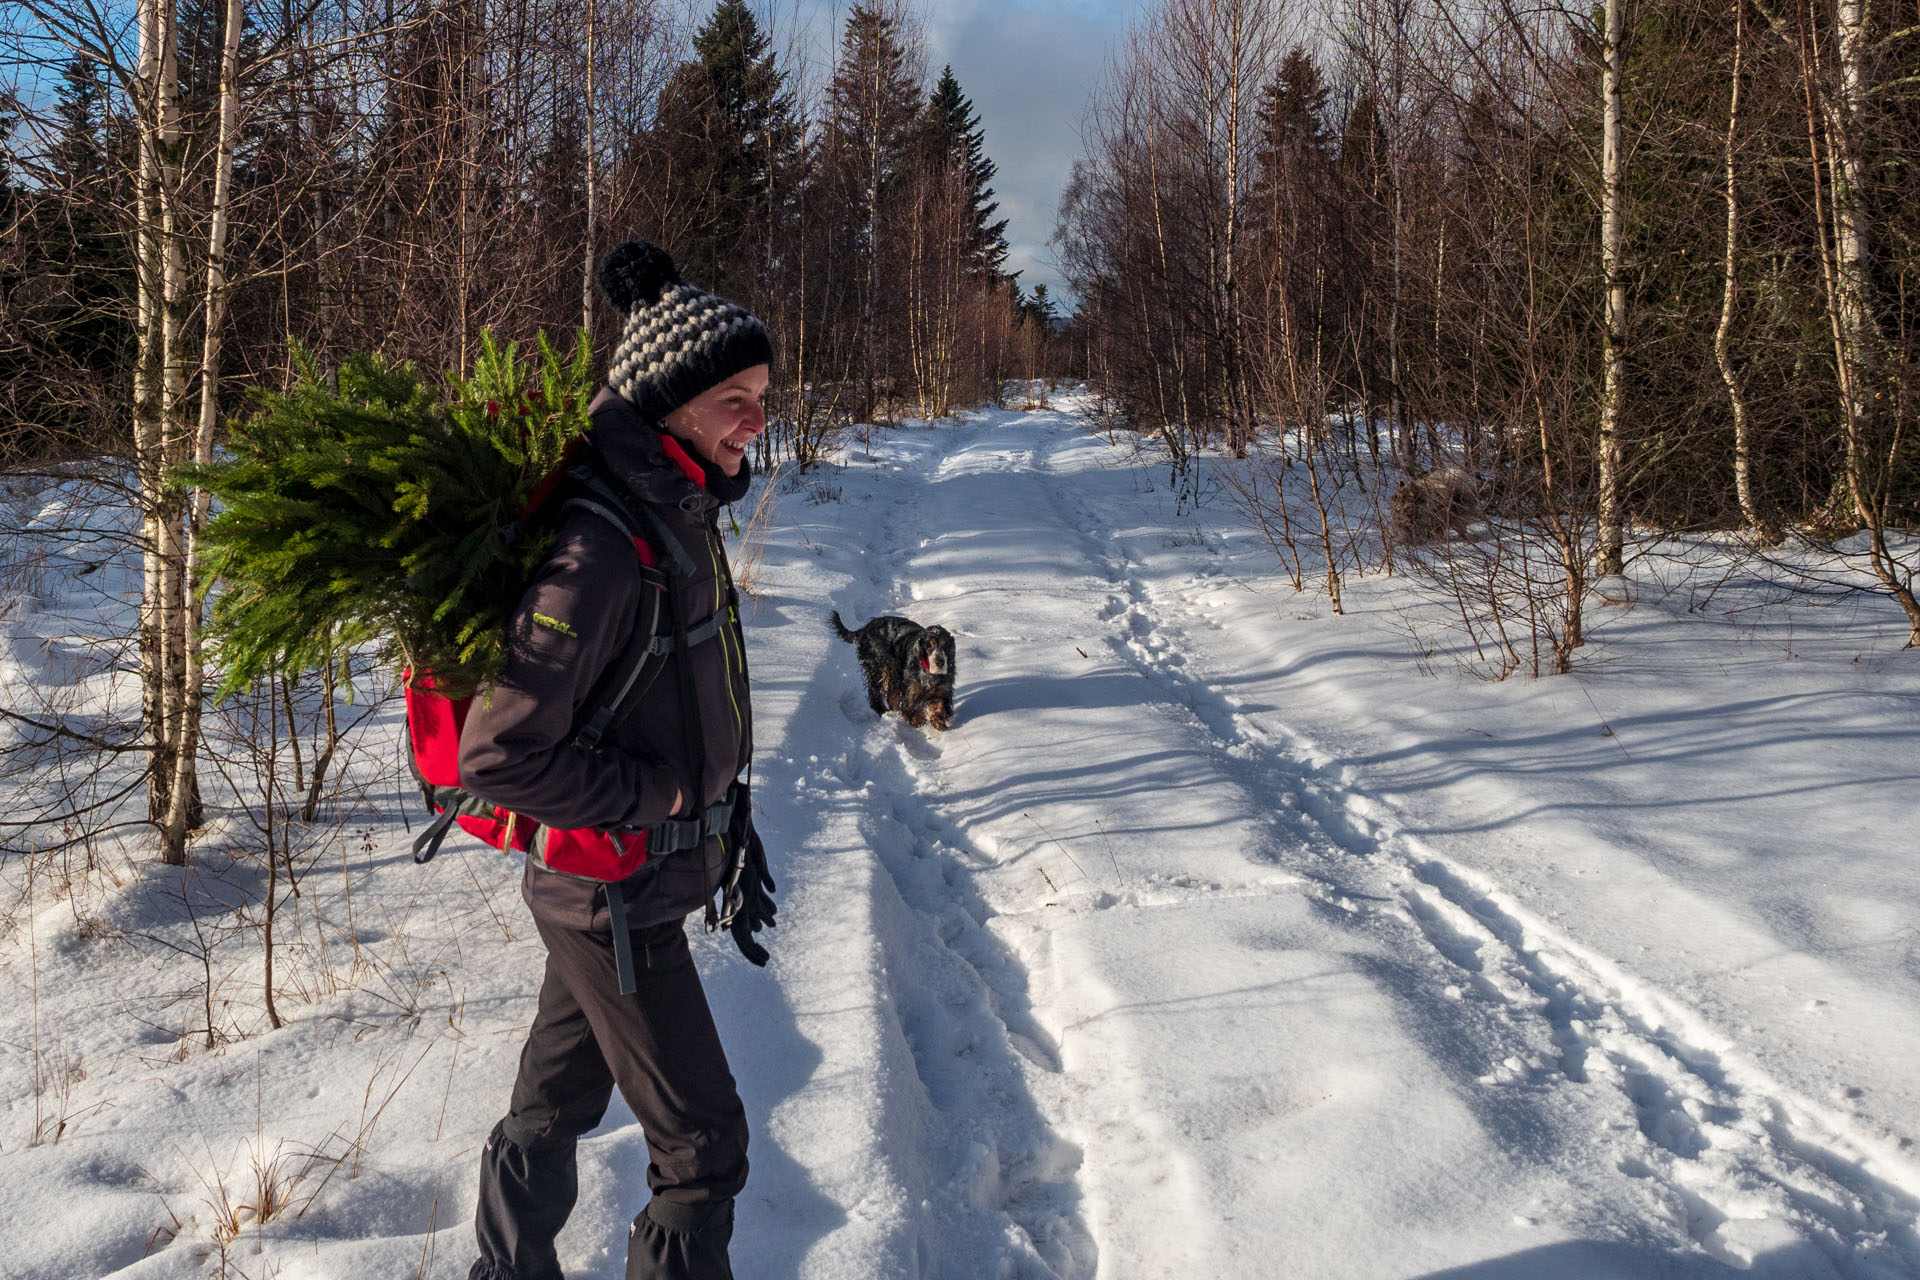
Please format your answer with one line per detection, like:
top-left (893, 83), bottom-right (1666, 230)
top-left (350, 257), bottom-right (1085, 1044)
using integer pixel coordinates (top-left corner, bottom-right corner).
top-left (830, 611), bottom-right (955, 730)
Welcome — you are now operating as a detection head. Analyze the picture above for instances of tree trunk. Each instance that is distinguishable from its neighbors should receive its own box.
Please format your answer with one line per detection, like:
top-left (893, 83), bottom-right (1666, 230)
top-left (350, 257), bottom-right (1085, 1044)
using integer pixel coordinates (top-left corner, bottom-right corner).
top-left (581, 0), bottom-right (597, 335)
top-left (138, 0), bottom-right (200, 864)
top-left (163, 0), bottom-right (246, 861)
top-left (134, 0), bottom-right (165, 845)
top-left (1144, 123), bottom-right (1193, 441)
top-left (1596, 0), bottom-right (1627, 579)
top-left (1819, 0), bottom-right (1920, 644)
top-left (1387, 0), bottom-right (1409, 472)
top-left (1219, 0), bottom-right (1252, 458)
top-left (862, 50), bottom-right (884, 426)
top-left (1715, 0), bottom-right (1781, 545)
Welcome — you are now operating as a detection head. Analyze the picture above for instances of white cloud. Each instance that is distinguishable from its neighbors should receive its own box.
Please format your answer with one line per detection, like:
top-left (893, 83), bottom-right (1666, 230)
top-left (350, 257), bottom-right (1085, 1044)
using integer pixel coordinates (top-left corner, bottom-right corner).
top-left (765, 0), bottom-right (1135, 306)
top-left (927, 1), bottom-right (1133, 305)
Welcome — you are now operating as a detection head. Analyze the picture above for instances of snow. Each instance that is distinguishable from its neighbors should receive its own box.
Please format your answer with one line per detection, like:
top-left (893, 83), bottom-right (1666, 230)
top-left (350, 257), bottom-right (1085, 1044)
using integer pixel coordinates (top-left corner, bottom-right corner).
top-left (4, 394), bottom-right (1919, 1279)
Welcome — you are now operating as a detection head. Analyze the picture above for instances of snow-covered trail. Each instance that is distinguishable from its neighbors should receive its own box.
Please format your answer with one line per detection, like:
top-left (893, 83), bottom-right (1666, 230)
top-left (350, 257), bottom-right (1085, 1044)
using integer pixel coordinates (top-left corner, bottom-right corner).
top-left (740, 405), bottom-right (1920, 1279)
top-left (16, 400), bottom-right (1919, 1280)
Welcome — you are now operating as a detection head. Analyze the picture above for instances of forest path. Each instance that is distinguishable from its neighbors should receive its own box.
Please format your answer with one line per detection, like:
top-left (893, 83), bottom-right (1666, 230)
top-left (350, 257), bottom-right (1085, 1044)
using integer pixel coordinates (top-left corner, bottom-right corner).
top-left (777, 402), bottom-right (1920, 1279)
top-left (23, 401), bottom-right (1916, 1280)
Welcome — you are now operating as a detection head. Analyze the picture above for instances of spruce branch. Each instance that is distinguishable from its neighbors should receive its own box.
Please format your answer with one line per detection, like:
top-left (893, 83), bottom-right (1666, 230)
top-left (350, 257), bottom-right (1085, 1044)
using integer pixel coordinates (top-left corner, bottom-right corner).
top-left (186, 329), bottom-right (597, 699)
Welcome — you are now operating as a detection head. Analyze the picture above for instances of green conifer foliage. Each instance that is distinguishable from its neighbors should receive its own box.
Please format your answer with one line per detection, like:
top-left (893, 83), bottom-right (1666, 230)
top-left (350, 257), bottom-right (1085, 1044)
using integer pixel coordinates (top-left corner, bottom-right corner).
top-left (921, 66), bottom-right (1011, 282)
top-left (190, 329), bottom-right (596, 698)
top-left (651, 0), bottom-right (795, 297)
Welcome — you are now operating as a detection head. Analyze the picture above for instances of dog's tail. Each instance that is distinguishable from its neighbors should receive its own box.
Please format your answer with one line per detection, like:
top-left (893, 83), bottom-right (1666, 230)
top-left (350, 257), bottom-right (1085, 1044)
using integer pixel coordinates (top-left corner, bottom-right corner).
top-left (829, 610), bottom-right (859, 643)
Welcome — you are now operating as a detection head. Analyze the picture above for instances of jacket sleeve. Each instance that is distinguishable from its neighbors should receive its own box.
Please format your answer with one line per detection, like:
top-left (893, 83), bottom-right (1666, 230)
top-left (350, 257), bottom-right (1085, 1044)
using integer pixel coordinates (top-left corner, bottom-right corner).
top-left (457, 516), bottom-right (687, 831)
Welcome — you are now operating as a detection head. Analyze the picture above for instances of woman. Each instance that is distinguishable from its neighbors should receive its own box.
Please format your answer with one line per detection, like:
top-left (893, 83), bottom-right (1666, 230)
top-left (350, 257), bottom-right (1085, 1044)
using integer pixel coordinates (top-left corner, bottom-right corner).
top-left (459, 240), bottom-right (776, 1280)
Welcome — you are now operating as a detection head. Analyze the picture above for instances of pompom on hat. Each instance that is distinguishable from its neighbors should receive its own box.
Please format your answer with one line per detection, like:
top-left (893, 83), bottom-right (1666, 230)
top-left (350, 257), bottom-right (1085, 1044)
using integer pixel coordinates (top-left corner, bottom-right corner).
top-left (597, 240), bottom-right (774, 422)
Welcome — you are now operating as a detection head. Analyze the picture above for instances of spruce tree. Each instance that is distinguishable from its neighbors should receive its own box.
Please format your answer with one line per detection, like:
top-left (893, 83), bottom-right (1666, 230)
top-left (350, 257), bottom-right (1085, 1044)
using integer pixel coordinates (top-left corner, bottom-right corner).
top-left (1, 58), bottom-right (134, 462)
top-left (651, 0), bottom-right (795, 297)
top-left (532, 108), bottom-right (590, 262)
top-left (1023, 284), bottom-right (1058, 329)
top-left (191, 330), bottom-right (597, 697)
top-left (919, 66), bottom-right (1010, 282)
top-left (0, 100), bottom-right (13, 191)
top-left (826, 5), bottom-right (922, 417)
top-left (47, 58), bottom-right (105, 190)
top-left (826, 7), bottom-right (920, 198)
top-left (1249, 49), bottom-right (1337, 279)
top-left (1256, 49), bottom-right (1332, 176)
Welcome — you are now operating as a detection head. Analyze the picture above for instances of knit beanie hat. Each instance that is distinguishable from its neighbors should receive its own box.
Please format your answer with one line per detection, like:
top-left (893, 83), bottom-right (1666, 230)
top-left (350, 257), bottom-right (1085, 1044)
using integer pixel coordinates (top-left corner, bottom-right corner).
top-left (597, 240), bottom-right (774, 422)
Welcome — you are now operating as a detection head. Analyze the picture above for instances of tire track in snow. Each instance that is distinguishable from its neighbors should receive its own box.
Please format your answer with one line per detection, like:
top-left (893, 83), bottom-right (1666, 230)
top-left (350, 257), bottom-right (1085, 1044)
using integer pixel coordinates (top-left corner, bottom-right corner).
top-left (828, 426), bottom-right (1097, 1279)
top-left (1036, 426), bottom-right (1920, 1279)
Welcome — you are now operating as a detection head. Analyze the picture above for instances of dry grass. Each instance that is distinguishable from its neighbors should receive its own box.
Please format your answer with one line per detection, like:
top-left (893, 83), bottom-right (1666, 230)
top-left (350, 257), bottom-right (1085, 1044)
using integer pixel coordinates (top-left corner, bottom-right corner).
top-left (191, 1133), bottom-right (346, 1248)
top-left (731, 463), bottom-right (786, 603)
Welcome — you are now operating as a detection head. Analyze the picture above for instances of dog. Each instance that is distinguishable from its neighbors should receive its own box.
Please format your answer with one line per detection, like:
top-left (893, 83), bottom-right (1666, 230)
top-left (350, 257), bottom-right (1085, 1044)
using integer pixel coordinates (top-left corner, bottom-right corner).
top-left (830, 611), bottom-right (955, 730)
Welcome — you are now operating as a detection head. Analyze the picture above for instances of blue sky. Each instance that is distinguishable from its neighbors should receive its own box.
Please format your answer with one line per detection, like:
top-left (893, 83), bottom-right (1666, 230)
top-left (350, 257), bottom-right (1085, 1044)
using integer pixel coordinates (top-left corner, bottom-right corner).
top-left (923, 0), bottom-right (1135, 304)
top-left (778, 0), bottom-right (1138, 305)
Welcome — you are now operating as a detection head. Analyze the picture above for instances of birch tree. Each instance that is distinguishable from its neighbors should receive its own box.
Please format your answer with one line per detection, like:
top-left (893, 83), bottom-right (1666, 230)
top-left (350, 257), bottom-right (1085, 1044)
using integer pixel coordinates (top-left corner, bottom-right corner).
top-left (132, 0), bottom-right (202, 862)
top-left (1713, 0), bottom-right (1782, 544)
top-left (1744, 0), bottom-right (1920, 642)
top-left (1806, 0), bottom-right (1920, 643)
top-left (825, 2), bottom-right (921, 421)
top-left (1594, 0), bottom-right (1627, 577)
top-left (165, 0), bottom-right (247, 859)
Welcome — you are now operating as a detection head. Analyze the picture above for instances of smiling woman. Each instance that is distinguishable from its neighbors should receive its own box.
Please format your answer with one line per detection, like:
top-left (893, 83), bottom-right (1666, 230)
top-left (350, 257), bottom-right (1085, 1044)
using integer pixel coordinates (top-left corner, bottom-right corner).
top-left (664, 364), bottom-right (770, 477)
top-left (456, 239), bottom-right (778, 1280)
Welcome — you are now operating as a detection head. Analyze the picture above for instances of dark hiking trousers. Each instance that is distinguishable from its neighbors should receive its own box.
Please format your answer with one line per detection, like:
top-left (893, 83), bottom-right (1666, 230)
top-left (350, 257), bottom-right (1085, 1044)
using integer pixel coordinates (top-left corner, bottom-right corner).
top-left (471, 915), bottom-right (748, 1280)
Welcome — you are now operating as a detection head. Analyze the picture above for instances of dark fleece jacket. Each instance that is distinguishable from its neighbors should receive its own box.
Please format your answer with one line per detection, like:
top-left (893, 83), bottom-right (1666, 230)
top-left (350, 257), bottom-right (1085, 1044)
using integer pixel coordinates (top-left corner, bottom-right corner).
top-left (459, 387), bottom-right (754, 931)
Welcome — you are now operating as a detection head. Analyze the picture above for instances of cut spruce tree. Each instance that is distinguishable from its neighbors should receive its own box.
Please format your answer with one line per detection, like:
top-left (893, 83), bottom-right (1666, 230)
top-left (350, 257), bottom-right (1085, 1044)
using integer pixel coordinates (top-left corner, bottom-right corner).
top-left (189, 329), bottom-right (596, 699)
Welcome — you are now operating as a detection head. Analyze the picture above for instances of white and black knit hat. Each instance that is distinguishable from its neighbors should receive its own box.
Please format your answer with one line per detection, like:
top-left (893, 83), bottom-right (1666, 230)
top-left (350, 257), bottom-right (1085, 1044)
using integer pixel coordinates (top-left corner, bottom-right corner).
top-left (597, 240), bottom-right (774, 422)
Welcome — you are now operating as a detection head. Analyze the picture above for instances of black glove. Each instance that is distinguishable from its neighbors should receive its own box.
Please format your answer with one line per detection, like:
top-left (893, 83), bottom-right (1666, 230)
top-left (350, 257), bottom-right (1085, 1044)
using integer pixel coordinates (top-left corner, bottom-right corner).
top-left (721, 826), bottom-right (777, 966)
top-left (716, 783), bottom-right (777, 965)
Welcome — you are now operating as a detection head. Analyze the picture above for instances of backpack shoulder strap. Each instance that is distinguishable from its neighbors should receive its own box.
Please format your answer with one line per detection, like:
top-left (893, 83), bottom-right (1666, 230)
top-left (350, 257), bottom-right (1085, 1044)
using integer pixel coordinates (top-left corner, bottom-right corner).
top-left (557, 493), bottom-right (639, 544)
top-left (566, 459), bottom-right (697, 577)
top-left (561, 444), bottom-right (711, 821)
top-left (573, 563), bottom-right (670, 751)
top-left (544, 467), bottom-right (678, 753)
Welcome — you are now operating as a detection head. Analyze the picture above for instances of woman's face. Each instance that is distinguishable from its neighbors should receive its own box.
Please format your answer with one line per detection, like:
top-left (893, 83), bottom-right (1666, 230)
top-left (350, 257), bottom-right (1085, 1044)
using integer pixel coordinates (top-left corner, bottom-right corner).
top-left (663, 364), bottom-right (770, 476)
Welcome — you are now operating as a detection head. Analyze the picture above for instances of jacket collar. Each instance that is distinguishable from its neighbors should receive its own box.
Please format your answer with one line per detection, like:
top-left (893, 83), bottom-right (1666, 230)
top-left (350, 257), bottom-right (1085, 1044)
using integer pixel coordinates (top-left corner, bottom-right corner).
top-left (587, 386), bottom-right (753, 512)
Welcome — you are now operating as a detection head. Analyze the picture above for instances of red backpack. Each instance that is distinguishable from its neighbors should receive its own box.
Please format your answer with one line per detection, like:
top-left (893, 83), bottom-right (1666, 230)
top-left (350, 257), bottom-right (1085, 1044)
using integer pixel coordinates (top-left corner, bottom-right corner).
top-left (401, 448), bottom-right (741, 989)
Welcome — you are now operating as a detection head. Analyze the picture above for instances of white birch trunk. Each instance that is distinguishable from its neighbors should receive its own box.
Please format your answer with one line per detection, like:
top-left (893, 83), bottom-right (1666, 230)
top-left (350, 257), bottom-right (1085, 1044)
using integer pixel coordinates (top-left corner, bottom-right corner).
top-left (134, 0), bottom-right (165, 837)
top-left (138, 0), bottom-right (197, 861)
top-left (1596, 0), bottom-right (1627, 579)
top-left (1219, 0), bottom-right (1251, 457)
top-left (164, 0), bottom-right (246, 858)
top-left (1383, 0), bottom-right (1409, 470)
top-left (1714, 0), bottom-right (1779, 544)
top-left (1823, 0), bottom-right (1920, 643)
